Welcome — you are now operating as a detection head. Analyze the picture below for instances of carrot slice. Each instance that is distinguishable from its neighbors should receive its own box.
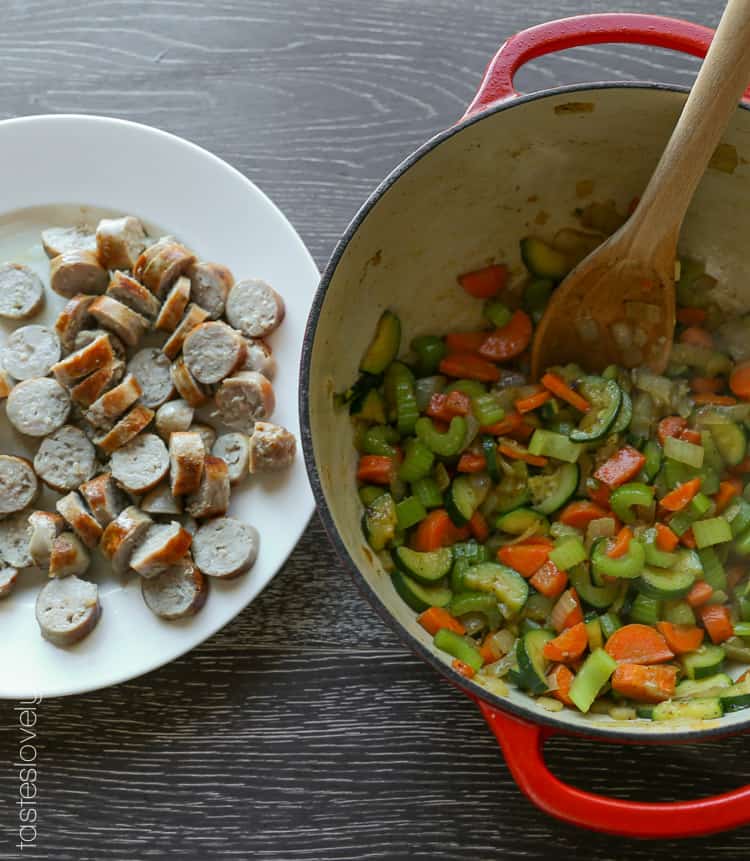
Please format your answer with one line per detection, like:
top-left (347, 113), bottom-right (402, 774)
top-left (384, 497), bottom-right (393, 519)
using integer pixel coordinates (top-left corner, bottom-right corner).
top-left (680, 327), bottom-right (714, 349)
top-left (611, 663), bottom-right (677, 703)
top-left (681, 428), bottom-right (702, 445)
top-left (480, 411), bottom-right (524, 436)
top-left (452, 658), bottom-right (476, 679)
top-left (547, 664), bottom-right (575, 706)
top-left (676, 307), bottom-right (707, 326)
top-left (660, 477), bottom-right (702, 512)
top-left (558, 501), bottom-right (609, 530)
top-left (607, 526), bottom-right (633, 559)
top-left (693, 393), bottom-right (737, 406)
top-left (515, 388), bottom-right (552, 414)
top-left (529, 560), bottom-right (568, 599)
top-left (543, 622), bottom-right (588, 663)
top-left (356, 455), bottom-right (395, 485)
top-left (412, 509), bottom-right (469, 552)
top-left (657, 416), bottom-right (688, 446)
top-left (730, 360), bottom-right (750, 401)
top-left (550, 588), bottom-right (584, 633)
top-left (587, 481), bottom-right (612, 509)
top-left (731, 455), bottom-right (750, 475)
top-left (444, 331), bottom-right (488, 354)
top-left (593, 446), bottom-right (646, 489)
top-left (418, 607), bottom-right (466, 637)
top-left (680, 527), bottom-right (697, 549)
top-left (540, 372), bottom-right (590, 412)
top-left (656, 621), bottom-right (704, 655)
top-left (690, 376), bottom-right (723, 395)
top-left (439, 352), bottom-right (500, 382)
top-left (498, 441), bottom-right (547, 467)
top-left (715, 478), bottom-right (742, 514)
top-left (655, 522), bottom-right (679, 552)
top-left (478, 310), bottom-right (533, 362)
top-left (604, 624), bottom-right (675, 664)
top-left (469, 510), bottom-right (489, 543)
top-left (497, 543), bottom-right (550, 577)
top-left (426, 390), bottom-right (471, 421)
top-left (700, 604), bottom-right (734, 644)
top-left (457, 263), bottom-right (508, 299)
top-left (457, 452), bottom-right (487, 473)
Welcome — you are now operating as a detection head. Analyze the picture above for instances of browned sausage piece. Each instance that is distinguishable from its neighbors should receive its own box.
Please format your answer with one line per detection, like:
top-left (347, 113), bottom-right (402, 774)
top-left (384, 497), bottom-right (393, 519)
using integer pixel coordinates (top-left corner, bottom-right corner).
top-left (214, 371), bottom-right (275, 433)
top-left (170, 357), bottom-right (207, 407)
top-left (80, 473), bottom-right (127, 527)
top-left (225, 279), bottom-right (285, 338)
top-left (0, 368), bottom-right (12, 399)
top-left (162, 303), bottom-right (210, 360)
top-left (141, 482), bottom-right (183, 516)
top-left (69, 359), bottom-right (125, 409)
top-left (155, 398), bottom-right (194, 440)
top-left (96, 216), bottom-right (147, 270)
top-left (248, 422), bottom-right (297, 473)
top-left (48, 532), bottom-right (91, 578)
top-left (154, 276), bottom-right (190, 333)
top-left (185, 456), bottom-right (230, 519)
top-left (111, 433), bottom-right (169, 495)
top-left (106, 271), bottom-right (161, 319)
top-left (34, 425), bottom-right (97, 492)
top-left (74, 328), bottom-right (127, 362)
top-left (41, 225), bottom-right (97, 259)
top-left (169, 431), bottom-right (205, 497)
top-left (55, 294), bottom-right (96, 353)
top-left (129, 521), bottom-right (192, 578)
top-left (242, 337), bottom-right (277, 379)
top-left (127, 348), bottom-right (174, 409)
top-left (89, 295), bottom-right (150, 348)
top-left (7, 378), bottom-right (71, 437)
top-left (134, 239), bottom-right (196, 298)
top-left (0, 456), bottom-right (38, 516)
top-left (35, 575), bottom-right (100, 646)
top-left (56, 491), bottom-right (103, 549)
top-left (85, 373), bottom-right (142, 428)
top-left (95, 404), bottom-right (155, 455)
top-left (183, 321), bottom-right (247, 385)
top-left (141, 556), bottom-right (208, 620)
top-left (192, 517), bottom-right (259, 579)
top-left (211, 432), bottom-right (249, 485)
top-left (0, 566), bottom-right (18, 599)
top-left (0, 510), bottom-right (33, 568)
top-left (100, 506), bottom-right (152, 573)
top-left (187, 262), bottom-right (234, 319)
top-left (51, 332), bottom-right (114, 385)
top-left (50, 250), bottom-right (108, 298)
top-left (0, 263), bottom-right (45, 319)
top-left (28, 511), bottom-right (65, 569)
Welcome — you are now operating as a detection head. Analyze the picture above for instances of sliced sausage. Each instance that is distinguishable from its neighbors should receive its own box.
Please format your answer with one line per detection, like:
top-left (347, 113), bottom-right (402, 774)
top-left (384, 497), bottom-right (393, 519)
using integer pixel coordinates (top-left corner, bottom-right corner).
top-left (70, 359), bottom-right (125, 408)
top-left (0, 456), bottom-right (38, 516)
top-left (7, 378), bottom-right (70, 437)
top-left (169, 431), bottom-right (205, 497)
top-left (170, 357), bottom-right (207, 407)
top-left (49, 532), bottom-right (91, 578)
top-left (242, 337), bottom-right (276, 379)
top-left (141, 556), bottom-right (208, 620)
top-left (89, 295), bottom-right (150, 348)
top-left (248, 421), bottom-right (296, 473)
top-left (127, 348), bottom-right (174, 408)
top-left (212, 432), bottom-right (249, 485)
top-left (35, 575), bottom-right (100, 646)
top-left (106, 271), bottom-right (161, 319)
top-left (225, 278), bottom-right (285, 338)
top-left (214, 371), bottom-right (275, 432)
top-left (130, 521), bottom-right (192, 578)
top-left (73, 328), bottom-right (126, 361)
top-left (141, 482), bottom-right (183, 516)
top-left (42, 225), bottom-right (97, 259)
top-left (190, 423), bottom-right (216, 453)
top-left (50, 250), bottom-right (108, 298)
top-left (183, 321), bottom-right (246, 385)
top-left (85, 373), bottom-right (142, 428)
top-left (95, 404), bottom-right (155, 454)
top-left (192, 516), bottom-right (259, 579)
top-left (0, 510), bottom-right (33, 568)
top-left (134, 239), bottom-right (196, 298)
top-left (0, 263), bottom-right (44, 319)
top-left (100, 506), bottom-right (153, 574)
top-left (188, 261), bottom-right (234, 319)
top-left (51, 332), bottom-right (114, 385)
top-left (2, 325), bottom-right (61, 380)
top-left (54, 294), bottom-right (95, 353)
top-left (0, 367), bottom-right (13, 399)
top-left (182, 515), bottom-right (199, 536)
top-left (185, 456), bottom-right (230, 519)
top-left (162, 303), bottom-right (210, 360)
top-left (80, 473), bottom-right (127, 527)
top-left (111, 432), bottom-right (169, 494)
top-left (56, 491), bottom-right (103, 549)
top-left (28, 510), bottom-right (65, 569)
top-left (96, 216), bottom-right (147, 270)
top-left (33, 425), bottom-right (97, 492)
top-left (0, 566), bottom-right (18, 599)
top-left (154, 276), bottom-right (190, 332)
top-left (155, 398), bottom-right (194, 440)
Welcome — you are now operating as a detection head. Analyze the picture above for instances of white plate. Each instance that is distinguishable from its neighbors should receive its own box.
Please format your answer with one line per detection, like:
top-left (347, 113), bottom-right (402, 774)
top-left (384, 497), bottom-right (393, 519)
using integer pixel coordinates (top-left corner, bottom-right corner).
top-left (0, 115), bottom-right (318, 699)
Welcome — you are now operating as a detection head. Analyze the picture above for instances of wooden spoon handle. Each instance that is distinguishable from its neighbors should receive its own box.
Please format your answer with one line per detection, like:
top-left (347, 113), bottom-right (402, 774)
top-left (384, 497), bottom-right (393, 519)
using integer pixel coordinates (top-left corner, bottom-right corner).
top-left (626, 0), bottom-right (750, 257)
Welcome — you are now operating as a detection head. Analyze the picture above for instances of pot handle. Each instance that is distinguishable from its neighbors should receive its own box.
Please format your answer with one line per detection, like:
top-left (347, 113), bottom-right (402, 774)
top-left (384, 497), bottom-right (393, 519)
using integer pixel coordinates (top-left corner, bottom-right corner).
top-left (479, 701), bottom-right (750, 838)
top-left (463, 12), bottom-right (730, 118)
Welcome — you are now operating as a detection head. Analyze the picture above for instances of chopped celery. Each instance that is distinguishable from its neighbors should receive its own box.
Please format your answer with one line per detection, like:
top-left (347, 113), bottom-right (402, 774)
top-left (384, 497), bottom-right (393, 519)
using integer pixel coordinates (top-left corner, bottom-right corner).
top-left (569, 649), bottom-right (617, 713)
top-left (411, 336), bottom-right (446, 376)
top-left (692, 517), bottom-right (732, 549)
top-left (610, 482), bottom-right (654, 524)
top-left (412, 476), bottom-right (443, 509)
top-left (528, 429), bottom-right (582, 463)
top-left (629, 593), bottom-right (661, 626)
top-left (398, 437), bottom-right (434, 483)
top-left (433, 629), bottom-right (483, 672)
top-left (484, 299), bottom-right (513, 329)
top-left (414, 416), bottom-right (467, 457)
top-left (395, 496), bottom-right (427, 530)
top-left (472, 393), bottom-right (505, 427)
top-left (663, 435), bottom-right (704, 468)
top-left (549, 536), bottom-right (587, 570)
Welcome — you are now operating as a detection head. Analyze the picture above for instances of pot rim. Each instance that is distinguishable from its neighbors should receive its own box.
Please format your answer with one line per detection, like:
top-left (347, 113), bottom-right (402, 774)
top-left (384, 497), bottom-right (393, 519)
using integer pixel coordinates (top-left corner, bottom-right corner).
top-left (300, 80), bottom-right (750, 742)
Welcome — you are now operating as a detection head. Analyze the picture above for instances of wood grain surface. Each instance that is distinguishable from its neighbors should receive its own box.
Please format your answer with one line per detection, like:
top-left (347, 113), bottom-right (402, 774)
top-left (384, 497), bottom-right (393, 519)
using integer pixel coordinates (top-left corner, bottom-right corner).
top-left (1, 0), bottom-right (748, 858)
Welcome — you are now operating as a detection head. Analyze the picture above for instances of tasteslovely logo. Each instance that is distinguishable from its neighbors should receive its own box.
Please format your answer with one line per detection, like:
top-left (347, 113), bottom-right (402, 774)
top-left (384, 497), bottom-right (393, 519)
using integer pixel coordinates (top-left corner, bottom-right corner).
top-left (15, 697), bottom-right (41, 852)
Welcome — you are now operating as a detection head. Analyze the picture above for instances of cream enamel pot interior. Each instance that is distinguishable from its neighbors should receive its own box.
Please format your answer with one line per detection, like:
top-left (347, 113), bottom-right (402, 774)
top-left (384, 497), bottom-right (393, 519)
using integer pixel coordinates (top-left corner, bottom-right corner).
top-left (301, 14), bottom-right (750, 837)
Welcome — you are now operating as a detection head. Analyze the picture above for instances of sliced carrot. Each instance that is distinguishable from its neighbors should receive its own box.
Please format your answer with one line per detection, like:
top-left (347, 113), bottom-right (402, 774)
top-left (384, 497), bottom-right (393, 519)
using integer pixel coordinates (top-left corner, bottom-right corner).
top-left (412, 509), bottom-right (469, 552)
top-left (418, 606), bottom-right (466, 637)
top-left (655, 522), bottom-right (679, 552)
top-left (558, 500), bottom-right (609, 530)
top-left (714, 478), bottom-right (742, 514)
top-left (611, 664), bottom-right (677, 703)
top-left (656, 621), bottom-right (704, 655)
top-left (478, 310), bottom-right (533, 362)
top-left (550, 588), bottom-right (584, 633)
top-left (547, 663), bottom-right (575, 706)
top-left (604, 624), bottom-right (675, 664)
top-left (457, 452), bottom-right (487, 473)
top-left (458, 263), bottom-right (508, 299)
top-left (469, 510), bottom-right (489, 543)
top-left (479, 636), bottom-right (499, 666)
top-left (593, 446), bottom-right (646, 489)
top-left (680, 527), bottom-right (697, 549)
top-left (690, 376), bottom-right (723, 395)
top-left (660, 477), bottom-right (702, 512)
top-left (739, 669), bottom-right (750, 684)
top-left (730, 361), bottom-right (750, 401)
top-left (676, 307), bottom-right (707, 326)
top-left (439, 352), bottom-right (500, 383)
top-left (700, 604), bottom-right (734, 644)
top-left (681, 428), bottom-right (702, 445)
top-left (356, 455), bottom-right (394, 485)
top-left (693, 393), bottom-right (738, 406)
top-left (426, 390), bottom-right (471, 421)
top-left (529, 560), bottom-right (568, 599)
top-left (657, 416), bottom-right (688, 446)
top-left (587, 481), bottom-right (612, 509)
top-left (480, 411), bottom-right (524, 436)
top-left (543, 622), bottom-right (588, 663)
top-left (497, 543), bottom-right (550, 578)
top-left (515, 388), bottom-right (552, 414)
top-left (731, 455), bottom-right (750, 475)
top-left (444, 331), bottom-right (488, 354)
top-left (515, 535), bottom-right (555, 547)
top-left (680, 327), bottom-right (714, 349)
top-left (498, 441), bottom-right (547, 467)
top-left (606, 526), bottom-right (633, 559)
top-left (452, 658), bottom-right (476, 679)
top-left (540, 372), bottom-right (590, 412)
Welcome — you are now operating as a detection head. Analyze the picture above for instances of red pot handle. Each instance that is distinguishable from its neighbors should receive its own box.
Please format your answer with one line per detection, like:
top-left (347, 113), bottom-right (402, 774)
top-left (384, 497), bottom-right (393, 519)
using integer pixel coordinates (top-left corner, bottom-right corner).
top-left (479, 701), bottom-right (750, 838)
top-left (463, 12), bottom-right (739, 118)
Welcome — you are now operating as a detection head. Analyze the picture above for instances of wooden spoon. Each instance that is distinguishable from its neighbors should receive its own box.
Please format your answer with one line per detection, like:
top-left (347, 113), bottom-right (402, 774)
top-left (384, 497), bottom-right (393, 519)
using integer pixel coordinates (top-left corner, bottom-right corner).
top-left (531, 0), bottom-right (750, 378)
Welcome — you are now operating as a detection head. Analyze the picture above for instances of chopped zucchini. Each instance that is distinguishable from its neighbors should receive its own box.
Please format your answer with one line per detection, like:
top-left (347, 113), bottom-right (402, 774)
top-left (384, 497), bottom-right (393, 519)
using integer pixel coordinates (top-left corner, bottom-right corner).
top-left (682, 644), bottom-right (726, 680)
top-left (651, 698), bottom-right (723, 721)
top-left (720, 678), bottom-right (750, 713)
top-left (496, 507), bottom-right (549, 535)
top-left (516, 629), bottom-right (554, 694)
top-left (528, 462), bottom-right (579, 515)
top-left (463, 562), bottom-right (529, 618)
top-left (570, 378), bottom-right (621, 442)
top-left (360, 310), bottom-right (401, 375)
top-left (639, 566), bottom-right (695, 601)
top-left (362, 493), bottom-right (397, 551)
top-left (674, 674), bottom-right (733, 699)
top-left (391, 571), bottom-right (451, 612)
top-left (520, 237), bottom-right (570, 281)
top-left (393, 546), bottom-right (453, 584)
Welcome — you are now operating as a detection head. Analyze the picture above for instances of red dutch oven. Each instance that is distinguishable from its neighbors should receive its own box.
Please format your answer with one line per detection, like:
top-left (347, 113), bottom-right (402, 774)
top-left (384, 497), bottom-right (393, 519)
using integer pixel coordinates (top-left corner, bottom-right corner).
top-left (300, 13), bottom-right (750, 838)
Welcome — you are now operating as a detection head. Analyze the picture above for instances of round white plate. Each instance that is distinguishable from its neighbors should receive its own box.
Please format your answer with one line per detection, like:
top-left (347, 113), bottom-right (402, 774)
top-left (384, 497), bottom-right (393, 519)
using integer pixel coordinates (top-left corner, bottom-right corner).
top-left (0, 115), bottom-right (318, 698)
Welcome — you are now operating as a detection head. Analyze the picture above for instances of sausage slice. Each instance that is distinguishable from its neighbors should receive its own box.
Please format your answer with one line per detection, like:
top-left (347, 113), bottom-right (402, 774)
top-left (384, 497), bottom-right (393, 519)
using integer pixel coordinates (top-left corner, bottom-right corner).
top-left (90, 295), bottom-right (150, 348)
top-left (111, 433), bottom-right (169, 494)
top-left (183, 321), bottom-right (246, 385)
top-left (225, 279), bottom-right (285, 338)
top-left (190, 423), bottom-right (216, 453)
top-left (96, 216), bottom-right (147, 270)
top-left (41, 225), bottom-right (97, 259)
top-left (170, 357), bottom-right (207, 407)
top-left (56, 491), bottom-right (103, 549)
top-left (141, 482), bottom-right (183, 516)
top-left (85, 373), bottom-right (142, 428)
top-left (141, 556), bottom-right (208, 620)
top-left (50, 250), bottom-right (108, 298)
top-left (129, 521), bottom-right (192, 578)
top-left (0, 510), bottom-right (33, 568)
top-left (192, 516), bottom-right (259, 579)
top-left (0, 367), bottom-right (13, 399)
top-left (0, 263), bottom-right (44, 319)
top-left (35, 575), bottom-right (100, 646)
top-left (0, 566), bottom-right (18, 599)
top-left (7, 378), bottom-right (70, 437)
top-left (28, 510), bottom-right (65, 569)
top-left (95, 404), bottom-right (155, 454)
top-left (55, 294), bottom-right (96, 353)
top-left (2, 325), bottom-right (61, 380)
top-left (169, 431), bottom-right (205, 497)
top-left (73, 327), bottom-right (127, 362)
top-left (155, 398), bottom-right (194, 440)
top-left (33, 425), bottom-right (97, 492)
top-left (134, 238), bottom-right (196, 297)
top-left (248, 422), bottom-right (297, 473)
top-left (188, 262), bottom-right (234, 319)
top-left (0, 456), bottom-right (38, 516)
top-left (51, 332), bottom-right (114, 385)
top-left (127, 348), bottom-right (174, 408)
top-left (100, 506), bottom-right (153, 574)
top-left (211, 432), bottom-right (249, 485)
top-left (185, 456), bottom-right (230, 519)
top-left (106, 271), bottom-right (161, 319)
top-left (215, 371), bottom-right (275, 432)
top-left (242, 337), bottom-right (276, 379)
top-left (154, 276), bottom-right (190, 332)
top-left (162, 303), bottom-right (210, 360)
top-left (49, 532), bottom-right (91, 578)
top-left (80, 473), bottom-right (128, 527)
top-left (70, 359), bottom-right (125, 408)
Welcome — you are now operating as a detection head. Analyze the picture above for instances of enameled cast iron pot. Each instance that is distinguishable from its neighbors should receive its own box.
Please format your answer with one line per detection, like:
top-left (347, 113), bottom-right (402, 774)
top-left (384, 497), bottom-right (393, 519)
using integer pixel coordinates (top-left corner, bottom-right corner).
top-left (300, 14), bottom-right (750, 838)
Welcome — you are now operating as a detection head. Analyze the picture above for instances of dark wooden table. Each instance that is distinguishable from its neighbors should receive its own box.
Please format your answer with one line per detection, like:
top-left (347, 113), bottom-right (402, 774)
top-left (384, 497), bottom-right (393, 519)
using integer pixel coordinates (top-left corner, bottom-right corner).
top-left (2, 1), bottom-right (749, 858)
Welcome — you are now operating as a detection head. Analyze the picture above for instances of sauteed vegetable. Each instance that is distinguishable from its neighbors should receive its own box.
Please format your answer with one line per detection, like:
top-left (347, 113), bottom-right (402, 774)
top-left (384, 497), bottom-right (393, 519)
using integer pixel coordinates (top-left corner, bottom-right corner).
top-left (340, 226), bottom-right (750, 722)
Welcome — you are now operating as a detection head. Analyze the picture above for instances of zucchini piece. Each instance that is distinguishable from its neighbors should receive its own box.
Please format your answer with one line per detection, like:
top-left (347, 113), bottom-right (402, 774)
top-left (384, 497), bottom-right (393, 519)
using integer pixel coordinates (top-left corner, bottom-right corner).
top-left (642, 528), bottom-right (676, 569)
top-left (570, 378), bottom-right (622, 442)
top-left (708, 418), bottom-right (747, 467)
top-left (636, 706), bottom-right (655, 720)
top-left (651, 698), bottom-right (723, 722)
top-left (482, 435), bottom-right (501, 483)
top-left (516, 629), bottom-right (554, 694)
top-left (449, 591), bottom-right (502, 630)
top-left (341, 372), bottom-right (383, 414)
top-left (393, 546), bottom-right (453, 584)
top-left (682, 644), bottom-right (726, 680)
top-left (360, 310), bottom-right (401, 375)
top-left (391, 571), bottom-right (451, 612)
top-left (528, 430), bottom-right (582, 463)
top-left (674, 673), bottom-right (733, 699)
top-left (494, 460), bottom-right (530, 514)
top-left (726, 498), bottom-right (750, 537)
top-left (610, 389), bottom-right (633, 435)
top-left (520, 237), bottom-right (569, 281)
top-left (445, 475), bottom-right (478, 527)
top-left (362, 493), bottom-right (397, 551)
top-left (523, 278), bottom-right (555, 322)
top-left (568, 563), bottom-right (619, 609)
top-left (528, 462), bottom-right (579, 515)
top-left (720, 678), bottom-right (750, 713)
top-left (355, 389), bottom-right (387, 423)
top-left (463, 562), bottom-right (529, 618)
top-left (496, 507), bottom-right (548, 535)
top-left (639, 567), bottom-right (695, 601)
top-left (433, 628), bottom-right (483, 672)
